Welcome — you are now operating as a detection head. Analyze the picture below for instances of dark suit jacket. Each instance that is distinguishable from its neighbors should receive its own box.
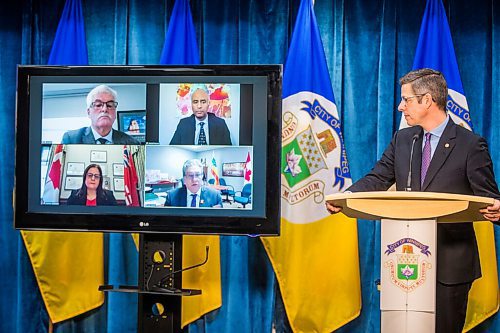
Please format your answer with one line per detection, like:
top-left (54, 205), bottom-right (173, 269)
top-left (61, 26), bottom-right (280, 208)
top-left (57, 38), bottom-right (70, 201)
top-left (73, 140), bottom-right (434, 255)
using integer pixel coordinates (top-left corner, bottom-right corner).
top-left (61, 127), bottom-right (139, 144)
top-left (66, 189), bottom-right (117, 206)
top-left (164, 185), bottom-right (223, 207)
top-left (169, 113), bottom-right (232, 145)
top-left (349, 119), bottom-right (500, 284)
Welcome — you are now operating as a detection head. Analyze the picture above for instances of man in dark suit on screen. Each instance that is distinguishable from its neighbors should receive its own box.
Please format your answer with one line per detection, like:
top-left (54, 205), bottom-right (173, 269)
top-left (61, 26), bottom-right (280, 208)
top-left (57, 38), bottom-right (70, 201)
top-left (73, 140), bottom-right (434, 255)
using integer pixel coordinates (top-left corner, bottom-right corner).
top-left (61, 84), bottom-right (139, 145)
top-left (164, 159), bottom-right (222, 208)
top-left (326, 69), bottom-right (500, 333)
top-left (169, 86), bottom-right (232, 145)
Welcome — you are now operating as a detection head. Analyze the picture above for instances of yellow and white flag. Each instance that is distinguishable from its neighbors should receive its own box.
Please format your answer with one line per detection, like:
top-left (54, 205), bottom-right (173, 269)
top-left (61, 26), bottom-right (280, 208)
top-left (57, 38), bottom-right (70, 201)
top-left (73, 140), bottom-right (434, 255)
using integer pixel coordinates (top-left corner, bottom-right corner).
top-left (261, 0), bottom-right (361, 331)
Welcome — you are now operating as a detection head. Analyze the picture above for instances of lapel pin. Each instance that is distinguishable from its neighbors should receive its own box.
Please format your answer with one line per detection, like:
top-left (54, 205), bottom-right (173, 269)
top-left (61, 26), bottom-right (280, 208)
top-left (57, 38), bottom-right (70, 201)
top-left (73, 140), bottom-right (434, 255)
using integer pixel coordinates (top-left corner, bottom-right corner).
top-left (445, 143), bottom-right (450, 148)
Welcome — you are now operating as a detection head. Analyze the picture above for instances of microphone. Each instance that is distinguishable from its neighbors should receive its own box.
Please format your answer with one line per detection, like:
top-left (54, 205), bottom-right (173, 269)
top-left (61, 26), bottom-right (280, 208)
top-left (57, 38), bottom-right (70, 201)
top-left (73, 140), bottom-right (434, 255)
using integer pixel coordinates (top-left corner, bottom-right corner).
top-left (406, 134), bottom-right (420, 191)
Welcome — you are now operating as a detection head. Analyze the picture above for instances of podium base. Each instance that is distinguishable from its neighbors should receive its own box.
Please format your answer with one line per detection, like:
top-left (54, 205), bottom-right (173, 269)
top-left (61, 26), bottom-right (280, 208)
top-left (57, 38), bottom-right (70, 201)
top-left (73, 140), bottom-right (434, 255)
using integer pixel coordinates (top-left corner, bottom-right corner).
top-left (382, 310), bottom-right (434, 333)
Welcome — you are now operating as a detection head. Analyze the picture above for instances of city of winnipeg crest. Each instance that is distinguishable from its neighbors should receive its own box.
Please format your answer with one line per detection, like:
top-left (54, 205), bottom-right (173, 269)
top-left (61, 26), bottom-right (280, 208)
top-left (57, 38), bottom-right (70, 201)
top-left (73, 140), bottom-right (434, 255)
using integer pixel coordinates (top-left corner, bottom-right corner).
top-left (281, 92), bottom-right (352, 223)
top-left (383, 238), bottom-right (432, 292)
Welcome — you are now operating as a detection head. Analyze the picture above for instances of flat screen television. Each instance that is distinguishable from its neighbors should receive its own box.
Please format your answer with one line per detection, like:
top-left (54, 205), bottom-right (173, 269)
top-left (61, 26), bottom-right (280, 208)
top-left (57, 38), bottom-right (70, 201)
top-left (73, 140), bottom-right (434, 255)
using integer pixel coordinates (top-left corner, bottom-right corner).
top-left (15, 65), bottom-right (282, 235)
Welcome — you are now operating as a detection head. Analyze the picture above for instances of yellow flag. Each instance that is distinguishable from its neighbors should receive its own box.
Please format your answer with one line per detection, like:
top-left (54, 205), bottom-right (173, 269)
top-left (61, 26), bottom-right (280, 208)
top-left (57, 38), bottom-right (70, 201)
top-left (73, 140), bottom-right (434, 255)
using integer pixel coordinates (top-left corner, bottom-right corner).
top-left (262, 215), bottom-right (361, 332)
top-left (21, 231), bottom-right (104, 323)
top-left (181, 235), bottom-right (221, 327)
top-left (463, 222), bottom-right (499, 332)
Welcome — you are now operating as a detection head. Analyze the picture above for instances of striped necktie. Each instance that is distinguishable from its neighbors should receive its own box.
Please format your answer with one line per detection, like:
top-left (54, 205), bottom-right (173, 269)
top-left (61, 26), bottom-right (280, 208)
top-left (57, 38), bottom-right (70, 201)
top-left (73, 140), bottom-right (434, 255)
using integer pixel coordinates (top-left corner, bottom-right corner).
top-left (198, 122), bottom-right (207, 145)
top-left (421, 132), bottom-right (432, 186)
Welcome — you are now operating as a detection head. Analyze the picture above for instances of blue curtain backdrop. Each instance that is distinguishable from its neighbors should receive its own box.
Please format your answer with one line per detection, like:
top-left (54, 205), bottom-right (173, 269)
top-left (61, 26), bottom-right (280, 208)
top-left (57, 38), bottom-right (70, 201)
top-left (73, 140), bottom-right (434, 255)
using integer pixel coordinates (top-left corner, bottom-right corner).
top-left (1, 0), bottom-right (499, 332)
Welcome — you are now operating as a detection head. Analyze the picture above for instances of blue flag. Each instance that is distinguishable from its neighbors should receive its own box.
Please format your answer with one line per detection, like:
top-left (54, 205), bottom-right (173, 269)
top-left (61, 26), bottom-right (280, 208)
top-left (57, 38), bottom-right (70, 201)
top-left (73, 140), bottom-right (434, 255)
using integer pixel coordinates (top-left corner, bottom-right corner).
top-left (262, 0), bottom-right (361, 331)
top-left (160, 0), bottom-right (199, 65)
top-left (282, 1), bottom-right (334, 102)
top-left (47, 0), bottom-right (88, 65)
top-left (411, 0), bottom-right (471, 129)
top-left (409, 1), bottom-right (499, 331)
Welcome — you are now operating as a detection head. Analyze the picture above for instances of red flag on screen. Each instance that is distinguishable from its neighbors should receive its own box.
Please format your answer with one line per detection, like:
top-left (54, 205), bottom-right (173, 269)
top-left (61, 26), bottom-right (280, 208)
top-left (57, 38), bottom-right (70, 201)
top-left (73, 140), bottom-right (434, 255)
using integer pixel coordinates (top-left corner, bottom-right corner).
top-left (123, 145), bottom-right (139, 206)
top-left (42, 144), bottom-right (64, 204)
top-left (244, 152), bottom-right (252, 184)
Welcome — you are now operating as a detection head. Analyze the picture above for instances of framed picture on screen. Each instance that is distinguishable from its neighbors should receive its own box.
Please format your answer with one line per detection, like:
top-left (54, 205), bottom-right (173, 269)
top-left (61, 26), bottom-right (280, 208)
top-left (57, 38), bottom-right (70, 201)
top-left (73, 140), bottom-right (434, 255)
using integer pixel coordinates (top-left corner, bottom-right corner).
top-left (117, 110), bottom-right (146, 142)
top-left (222, 162), bottom-right (245, 177)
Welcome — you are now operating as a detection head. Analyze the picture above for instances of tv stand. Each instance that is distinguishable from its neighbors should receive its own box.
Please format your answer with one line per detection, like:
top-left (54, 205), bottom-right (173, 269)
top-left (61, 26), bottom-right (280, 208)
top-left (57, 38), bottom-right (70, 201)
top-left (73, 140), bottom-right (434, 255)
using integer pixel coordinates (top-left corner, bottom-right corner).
top-left (100, 234), bottom-right (202, 333)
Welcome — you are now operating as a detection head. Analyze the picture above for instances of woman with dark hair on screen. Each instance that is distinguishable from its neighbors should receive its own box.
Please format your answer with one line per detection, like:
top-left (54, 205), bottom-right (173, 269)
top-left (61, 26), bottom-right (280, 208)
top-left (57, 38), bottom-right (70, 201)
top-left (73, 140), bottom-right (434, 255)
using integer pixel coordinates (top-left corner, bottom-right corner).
top-left (67, 164), bottom-right (117, 206)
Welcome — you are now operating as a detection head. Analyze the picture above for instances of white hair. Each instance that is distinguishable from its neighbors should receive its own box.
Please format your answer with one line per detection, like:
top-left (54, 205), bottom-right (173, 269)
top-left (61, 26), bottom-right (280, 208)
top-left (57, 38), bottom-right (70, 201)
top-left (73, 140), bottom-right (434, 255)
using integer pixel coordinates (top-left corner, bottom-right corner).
top-left (182, 159), bottom-right (203, 176)
top-left (86, 85), bottom-right (118, 108)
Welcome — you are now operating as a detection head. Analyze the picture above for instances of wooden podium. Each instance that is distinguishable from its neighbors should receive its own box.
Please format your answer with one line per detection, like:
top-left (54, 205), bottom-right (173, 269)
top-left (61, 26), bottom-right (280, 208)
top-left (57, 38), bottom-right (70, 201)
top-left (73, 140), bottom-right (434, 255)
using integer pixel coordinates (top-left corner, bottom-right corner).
top-left (325, 191), bottom-right (494, 333)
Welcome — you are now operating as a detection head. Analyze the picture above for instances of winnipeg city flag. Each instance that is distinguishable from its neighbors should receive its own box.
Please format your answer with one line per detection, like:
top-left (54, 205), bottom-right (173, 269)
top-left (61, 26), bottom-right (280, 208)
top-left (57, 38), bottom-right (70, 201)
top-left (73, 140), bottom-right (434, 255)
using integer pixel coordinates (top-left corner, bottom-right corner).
top-left (403, 0), bottom-right (498, 331)
top-left (160, 0), bottom-right (221, 327)
top-left (21, 0), bottom-right (104, 323)
top-left (261, 0), bottom-right (361, 331)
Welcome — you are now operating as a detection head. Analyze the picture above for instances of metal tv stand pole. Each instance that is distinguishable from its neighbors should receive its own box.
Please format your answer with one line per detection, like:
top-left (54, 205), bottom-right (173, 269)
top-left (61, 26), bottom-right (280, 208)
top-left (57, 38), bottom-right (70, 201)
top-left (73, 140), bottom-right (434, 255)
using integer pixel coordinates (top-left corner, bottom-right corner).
top-left (100, 233), bottom-right (205, 333)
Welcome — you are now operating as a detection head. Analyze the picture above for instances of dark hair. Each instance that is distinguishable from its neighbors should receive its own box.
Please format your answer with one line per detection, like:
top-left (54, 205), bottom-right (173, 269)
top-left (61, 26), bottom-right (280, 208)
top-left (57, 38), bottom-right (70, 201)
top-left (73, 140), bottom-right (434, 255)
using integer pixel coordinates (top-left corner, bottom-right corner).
top-left (74, 164), bottom-right (107, 201)
top-left (399, 68), bottom-right (448, 111)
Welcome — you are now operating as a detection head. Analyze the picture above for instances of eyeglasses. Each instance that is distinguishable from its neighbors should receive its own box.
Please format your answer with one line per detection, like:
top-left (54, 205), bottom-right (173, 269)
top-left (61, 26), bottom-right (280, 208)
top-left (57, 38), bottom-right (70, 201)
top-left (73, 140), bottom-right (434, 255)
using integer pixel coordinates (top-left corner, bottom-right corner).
top-left (185, 172), bottom-right (202, 179)
top-left (400, 94), bottom-right (425, 106)
top-left (86, 173), bottom-right (101, 179)
top-left (91, 100), bottom-right (118, 109)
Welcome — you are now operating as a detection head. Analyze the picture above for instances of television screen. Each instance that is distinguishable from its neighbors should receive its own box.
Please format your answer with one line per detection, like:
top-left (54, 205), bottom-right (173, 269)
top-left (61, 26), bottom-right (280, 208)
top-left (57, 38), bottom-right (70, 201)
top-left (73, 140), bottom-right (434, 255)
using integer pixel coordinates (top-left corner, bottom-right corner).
top-left (15, 65), bottom-right (282, 235)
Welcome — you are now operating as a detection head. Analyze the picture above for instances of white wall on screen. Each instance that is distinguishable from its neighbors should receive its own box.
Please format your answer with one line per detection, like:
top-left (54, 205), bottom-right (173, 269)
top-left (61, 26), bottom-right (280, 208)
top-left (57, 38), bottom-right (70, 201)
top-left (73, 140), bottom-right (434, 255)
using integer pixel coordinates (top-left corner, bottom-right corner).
top-left (145, 146), bottom-right (196, 181)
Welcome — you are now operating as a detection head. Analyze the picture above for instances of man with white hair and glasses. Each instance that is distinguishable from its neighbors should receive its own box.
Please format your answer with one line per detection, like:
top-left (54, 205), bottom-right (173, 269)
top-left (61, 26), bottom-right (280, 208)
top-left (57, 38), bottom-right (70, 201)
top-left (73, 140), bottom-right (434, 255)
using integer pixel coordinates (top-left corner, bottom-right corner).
top-left (61, 84), bottom-right (139, 144)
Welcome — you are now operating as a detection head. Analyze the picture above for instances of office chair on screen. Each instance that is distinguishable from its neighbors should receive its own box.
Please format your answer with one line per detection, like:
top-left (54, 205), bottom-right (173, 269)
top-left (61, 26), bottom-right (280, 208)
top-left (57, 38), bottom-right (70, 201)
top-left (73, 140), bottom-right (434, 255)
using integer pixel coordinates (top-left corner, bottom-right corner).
top-left (219, 178), bottom-right (235, 202)
top-left (234, 183), bottom-right (252, 208)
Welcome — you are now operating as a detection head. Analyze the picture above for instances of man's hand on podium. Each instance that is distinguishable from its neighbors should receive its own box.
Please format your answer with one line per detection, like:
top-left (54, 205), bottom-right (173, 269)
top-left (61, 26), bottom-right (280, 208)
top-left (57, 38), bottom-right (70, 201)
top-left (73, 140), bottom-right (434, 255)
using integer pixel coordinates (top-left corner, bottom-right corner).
top-left (480, 199), bottom-right (500, 222)
top-left (326, 201), bottom-right (342, 214)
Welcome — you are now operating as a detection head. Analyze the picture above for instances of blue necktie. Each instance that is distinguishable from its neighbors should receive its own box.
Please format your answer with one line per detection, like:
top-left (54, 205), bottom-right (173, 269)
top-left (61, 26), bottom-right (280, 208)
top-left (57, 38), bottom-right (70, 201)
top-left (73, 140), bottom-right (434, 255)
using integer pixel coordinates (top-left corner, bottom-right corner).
top-left (190, 194), bottom-right (197, 207)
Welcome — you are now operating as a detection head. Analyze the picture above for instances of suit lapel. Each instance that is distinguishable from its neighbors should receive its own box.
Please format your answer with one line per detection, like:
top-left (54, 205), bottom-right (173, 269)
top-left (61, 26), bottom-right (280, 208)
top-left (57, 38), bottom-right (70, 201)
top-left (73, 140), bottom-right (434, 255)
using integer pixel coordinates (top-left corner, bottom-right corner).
top-left (82, 127), bottom-right (96, 144)
top-left (207, 113), bottom-right (215, 143)
top-left (421, 119), bottom-right (456, 191)
top-left (199, 187), bottom-right (206, 207)
top-left (186, 115), bottom-right (195, 144)
top-left (179, 186), bottom-right (187, 207)
top-left (112, 130), bottom-right (119, 143)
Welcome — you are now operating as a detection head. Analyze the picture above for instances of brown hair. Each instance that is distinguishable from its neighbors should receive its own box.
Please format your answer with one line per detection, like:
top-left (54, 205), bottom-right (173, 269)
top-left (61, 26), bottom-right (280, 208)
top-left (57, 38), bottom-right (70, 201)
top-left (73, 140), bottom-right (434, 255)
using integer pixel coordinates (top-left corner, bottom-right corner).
top-left (399, 68), bottom-right (447, 112)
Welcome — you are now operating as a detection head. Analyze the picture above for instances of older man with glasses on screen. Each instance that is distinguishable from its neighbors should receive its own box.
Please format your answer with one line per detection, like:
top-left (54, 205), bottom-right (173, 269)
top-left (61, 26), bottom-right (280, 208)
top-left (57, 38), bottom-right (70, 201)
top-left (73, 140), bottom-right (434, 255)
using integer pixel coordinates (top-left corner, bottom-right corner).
top-left (61, 84), bottom-right (139, 144)
top-left (164, 159), bottom-right (222, 208)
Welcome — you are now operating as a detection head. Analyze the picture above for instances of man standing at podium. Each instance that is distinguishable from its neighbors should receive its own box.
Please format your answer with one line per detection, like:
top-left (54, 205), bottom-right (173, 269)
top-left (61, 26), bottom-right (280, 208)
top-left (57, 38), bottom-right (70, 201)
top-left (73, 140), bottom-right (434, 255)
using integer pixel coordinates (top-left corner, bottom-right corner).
top-left (326, 68), bottom-right (500, 333)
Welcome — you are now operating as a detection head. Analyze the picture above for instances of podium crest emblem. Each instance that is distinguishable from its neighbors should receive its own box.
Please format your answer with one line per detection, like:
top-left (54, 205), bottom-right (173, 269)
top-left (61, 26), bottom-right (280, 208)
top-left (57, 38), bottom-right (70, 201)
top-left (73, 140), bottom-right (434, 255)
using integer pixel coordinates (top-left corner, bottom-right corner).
top-left (384, 239), bottom-right (432, 292)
